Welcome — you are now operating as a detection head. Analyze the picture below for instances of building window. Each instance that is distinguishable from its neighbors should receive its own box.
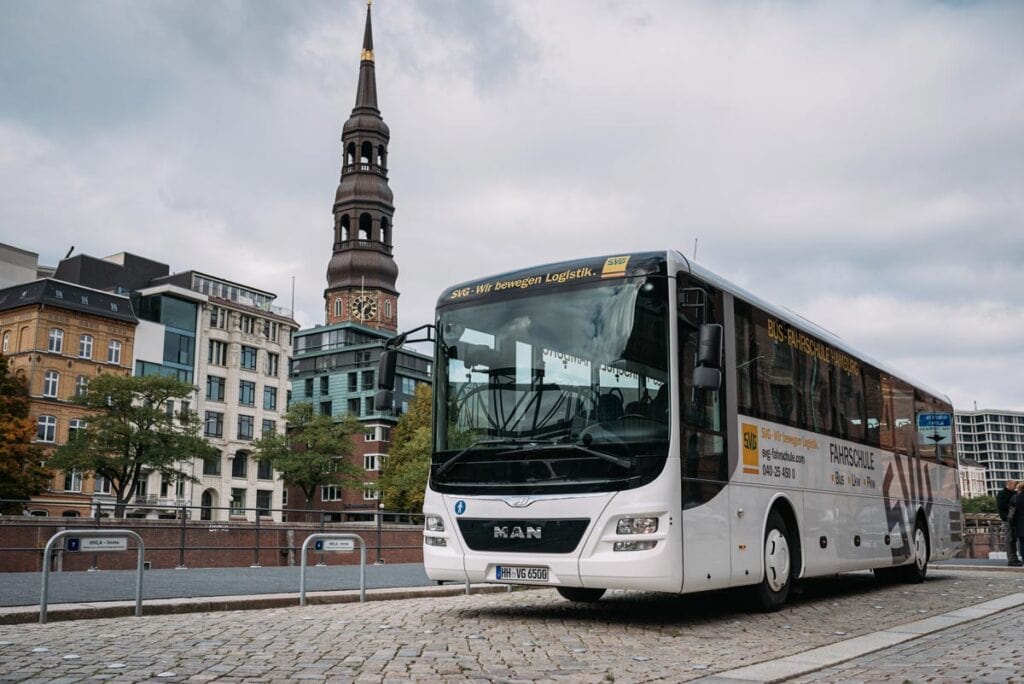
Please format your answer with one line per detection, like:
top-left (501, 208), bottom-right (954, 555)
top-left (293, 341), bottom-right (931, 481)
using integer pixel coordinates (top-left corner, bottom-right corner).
top-left (203, 455), bottom-right (221, 476)
top-left (48, 328), bottom-right (64, 353)
top-left (230, 488), bottom-right (246, 516)
top-left (78, 334), bottom-right (93, 359)
top-left (261, 419), bottom-right (276, 436)
top-left (385, 300), bottom-right (392, 318)
top-left (204, 411), bottom-right (224, 438)
top-left (263, 386), bottom-right (277, 410)
top-left (206, 375), bottom-right (225, 401)
top-left (68, 418), bottom-right (86, 441)
top-left (348, 373), bottom-right (358, 392)
top-left (94, 476), bottom-right (111, 494)
top-left (256, 490), bottom-right (272, 517)
top-left (363, 484), bottom-right (379, 501)
top-left (1, 331), bottom-right (8, 353)
top-left (347, 398), bottom-right (360, 416)
top-left (364, 397), bottom-right (374, 415)
top-left (107, 339), bottom-right (122, 364)
top-left (37, 415), bottom-right (56, 442)
top-left (320, 400), bottom-right (332, 416)
top-left (364, 454), bottom-right (381, 471)
top-left (209, 305), bottom-right (226, 329)
top-left (239, 380), bottom-right (256, 406)
top-left (43, 370), bottom-right (59, 398)
top-left (257, 459), bottom-right (273, 480)
top-left (320, 376), bottom-right (329, 395)
top-left (266, 352), bottom-right (279, 377)
top-left (238, 414), bottom-right (254, 440)
top-left (64, 470), bottom-right (83, 493)
top-left (304, 378), bottom-right (313, 397)
top-left (321, 485), bottom-right (342, 501)
top-left (209, 340), bottom-right (227, 366)
top-left (361, 370), bottom-right (374, 390)
top-left (333, 299), bottom-right (342, 318)
top-left (240, 346), bottom-right (257, 370)
top-left (75, 375), bottom-right (89, 397)
top-left (232, 452), bottom-right (249, 478)
top-left (240, 315), bottom-right (255, 335)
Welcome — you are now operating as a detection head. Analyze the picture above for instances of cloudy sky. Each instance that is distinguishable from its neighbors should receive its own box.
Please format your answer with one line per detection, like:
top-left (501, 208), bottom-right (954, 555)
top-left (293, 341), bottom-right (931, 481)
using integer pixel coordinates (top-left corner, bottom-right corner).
top-left (2, 0), bottom-right (1022, 411)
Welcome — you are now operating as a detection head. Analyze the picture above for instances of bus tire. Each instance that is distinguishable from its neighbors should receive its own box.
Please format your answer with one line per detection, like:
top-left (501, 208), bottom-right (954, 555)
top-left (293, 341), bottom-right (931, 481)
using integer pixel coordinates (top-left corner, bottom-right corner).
top-left (556, 587), bottom-right (606, 603)
top-left (898, 519), bottom-right (929, 584)
top-left (753, 510), bottom-right (792, 612)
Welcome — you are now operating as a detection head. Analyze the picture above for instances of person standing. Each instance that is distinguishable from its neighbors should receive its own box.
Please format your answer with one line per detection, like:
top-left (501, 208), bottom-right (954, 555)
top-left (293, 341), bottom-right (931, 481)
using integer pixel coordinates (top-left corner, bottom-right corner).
top-left (997, 479), bottom-right (1021, 566)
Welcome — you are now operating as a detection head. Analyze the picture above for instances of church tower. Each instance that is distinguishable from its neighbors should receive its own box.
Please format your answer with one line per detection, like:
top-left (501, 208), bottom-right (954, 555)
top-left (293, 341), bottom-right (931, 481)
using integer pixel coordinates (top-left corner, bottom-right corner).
top-left (324, 2), bottom-right (399, 333)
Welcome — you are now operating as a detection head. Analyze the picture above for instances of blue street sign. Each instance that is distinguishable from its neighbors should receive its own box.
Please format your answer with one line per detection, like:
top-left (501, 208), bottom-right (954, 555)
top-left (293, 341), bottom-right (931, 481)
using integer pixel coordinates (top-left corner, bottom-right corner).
top-left (314, 540), bottom-right (324, 551)
top-left (65, 538), bottom-right (81, 552)
top-left (454, 500), bottom-right (466, 515)
top-left (918, 413), bottom-right (952, 429)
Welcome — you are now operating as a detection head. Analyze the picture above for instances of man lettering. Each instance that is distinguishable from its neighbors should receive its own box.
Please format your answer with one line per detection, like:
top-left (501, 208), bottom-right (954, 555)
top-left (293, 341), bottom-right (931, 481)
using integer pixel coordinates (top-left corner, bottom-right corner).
top-left (997, 479), bottom-right (1021, 566)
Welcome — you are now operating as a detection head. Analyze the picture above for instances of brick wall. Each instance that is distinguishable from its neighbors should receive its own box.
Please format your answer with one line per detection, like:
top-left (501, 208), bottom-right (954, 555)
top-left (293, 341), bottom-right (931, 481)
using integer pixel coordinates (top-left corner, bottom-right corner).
top-left (0, 517), bottom-right (423, 572)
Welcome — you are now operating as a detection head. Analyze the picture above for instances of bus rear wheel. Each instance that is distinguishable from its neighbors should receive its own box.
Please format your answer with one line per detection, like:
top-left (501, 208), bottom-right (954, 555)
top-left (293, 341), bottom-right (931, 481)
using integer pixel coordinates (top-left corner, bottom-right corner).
top-left (753, 510), bottom-right (792, 612)
top-left (556, 587), bottom-right (606, 603)
top-left (898, 521), bottom-right (929, 583)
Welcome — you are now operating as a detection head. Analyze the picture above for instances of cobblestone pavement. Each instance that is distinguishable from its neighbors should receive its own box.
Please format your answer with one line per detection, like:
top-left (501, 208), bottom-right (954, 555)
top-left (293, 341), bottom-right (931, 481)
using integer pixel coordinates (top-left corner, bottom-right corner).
top-left (792, 605), bottom-right (1024, 683)
top-left (0, 569), bottom-right (1021, 683)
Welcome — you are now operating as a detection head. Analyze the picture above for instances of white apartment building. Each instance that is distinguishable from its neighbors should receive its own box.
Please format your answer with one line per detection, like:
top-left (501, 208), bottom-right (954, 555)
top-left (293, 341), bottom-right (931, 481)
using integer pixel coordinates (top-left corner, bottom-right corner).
top-left (168, 271), bottom-right (298, 523)
top-left (955, 409), bottom-right (1024, 496)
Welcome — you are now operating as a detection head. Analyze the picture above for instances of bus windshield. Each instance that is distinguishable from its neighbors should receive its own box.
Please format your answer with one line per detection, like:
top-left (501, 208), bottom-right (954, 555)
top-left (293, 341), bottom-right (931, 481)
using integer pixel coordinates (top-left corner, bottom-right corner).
top-left (432, 275), bottom-right (671, 495)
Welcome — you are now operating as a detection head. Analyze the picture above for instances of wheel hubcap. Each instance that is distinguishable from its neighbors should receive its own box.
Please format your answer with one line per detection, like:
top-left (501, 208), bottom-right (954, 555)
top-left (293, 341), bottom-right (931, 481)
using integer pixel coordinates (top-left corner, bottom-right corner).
top-left (914, 528), bottom-right (927, 571)
top-left (764, 529), bottom-right (790, 592)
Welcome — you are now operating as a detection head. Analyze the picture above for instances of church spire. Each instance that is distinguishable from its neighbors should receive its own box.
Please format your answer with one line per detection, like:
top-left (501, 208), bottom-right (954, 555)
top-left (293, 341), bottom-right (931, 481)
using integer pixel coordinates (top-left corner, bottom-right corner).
top-left (354, 2), bottom-right (378, 111)
top-left (324, 0), bottom-right (398, 333)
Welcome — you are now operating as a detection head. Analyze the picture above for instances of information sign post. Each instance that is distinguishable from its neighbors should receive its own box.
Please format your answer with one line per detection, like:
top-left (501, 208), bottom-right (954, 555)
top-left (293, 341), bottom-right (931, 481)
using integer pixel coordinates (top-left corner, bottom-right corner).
top-left (299, 533), bottom-right (366, 606)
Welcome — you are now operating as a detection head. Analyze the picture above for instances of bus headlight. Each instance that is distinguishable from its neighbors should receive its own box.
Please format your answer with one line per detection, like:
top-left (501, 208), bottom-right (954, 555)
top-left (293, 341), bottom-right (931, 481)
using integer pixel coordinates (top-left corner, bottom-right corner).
top-left (425, 515), bottom-right (445, 532)
top-left (424, 536), bottom-right (447, 547)
top-left (614, 540), bottom-right (657, 552)
top-left (617, 517), bottom-right (658, 535)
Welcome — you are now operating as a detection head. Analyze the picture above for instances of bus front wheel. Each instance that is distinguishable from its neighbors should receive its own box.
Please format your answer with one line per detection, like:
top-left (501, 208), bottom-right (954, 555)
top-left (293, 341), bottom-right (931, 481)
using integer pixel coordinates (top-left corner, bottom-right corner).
top-left (556, 587), bottom-right (606, 603)
top-left (753, 510), bottom-right (792, 612)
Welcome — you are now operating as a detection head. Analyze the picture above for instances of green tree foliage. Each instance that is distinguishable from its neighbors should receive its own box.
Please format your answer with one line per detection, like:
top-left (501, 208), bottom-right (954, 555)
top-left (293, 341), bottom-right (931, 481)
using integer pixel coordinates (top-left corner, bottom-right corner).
top-left (961, 495), bottom-right (997, 514)
top-left (379, 384), bottom-right (432, 513)
top-left (49, 373), bottom-right (215, 517)
top-left (0, 355), bottom-right (50, 513)
top-left (252, 402), bottom-right (361, 515)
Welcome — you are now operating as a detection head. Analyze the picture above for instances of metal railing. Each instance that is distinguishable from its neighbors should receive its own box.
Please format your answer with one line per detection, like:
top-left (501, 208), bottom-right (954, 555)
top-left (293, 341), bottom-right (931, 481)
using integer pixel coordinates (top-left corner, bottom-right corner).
top-left (0, 499), bottom-right (423, 572)
top-left (299, 533), bottom-right (366, 605)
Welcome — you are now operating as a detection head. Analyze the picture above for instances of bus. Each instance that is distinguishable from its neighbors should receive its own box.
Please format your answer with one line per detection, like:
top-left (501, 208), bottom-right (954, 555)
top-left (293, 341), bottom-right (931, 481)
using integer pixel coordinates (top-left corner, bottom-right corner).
top-left (376, 251), bottom-right (961, 610)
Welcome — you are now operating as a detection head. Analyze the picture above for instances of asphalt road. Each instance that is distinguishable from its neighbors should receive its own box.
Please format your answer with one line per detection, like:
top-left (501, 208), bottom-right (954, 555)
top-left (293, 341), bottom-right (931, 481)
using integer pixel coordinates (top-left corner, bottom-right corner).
top-left (0, 563), bottom-right (434, 607)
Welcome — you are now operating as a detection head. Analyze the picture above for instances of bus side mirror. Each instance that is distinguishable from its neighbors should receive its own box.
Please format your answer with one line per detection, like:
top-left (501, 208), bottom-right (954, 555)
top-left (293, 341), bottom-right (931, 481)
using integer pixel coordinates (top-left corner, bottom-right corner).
top-left (693, 323), bottom-right (723, 391)
top-left (374, 348), bottom-right (398, 411)
top-left (696, 323), bottom-right (723, 369)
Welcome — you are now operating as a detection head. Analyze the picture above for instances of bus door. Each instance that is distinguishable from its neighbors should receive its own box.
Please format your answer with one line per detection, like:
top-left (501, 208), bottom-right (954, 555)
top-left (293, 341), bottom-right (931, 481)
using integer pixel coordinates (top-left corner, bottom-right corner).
top-left (677, 276), bottom-right (731, 592)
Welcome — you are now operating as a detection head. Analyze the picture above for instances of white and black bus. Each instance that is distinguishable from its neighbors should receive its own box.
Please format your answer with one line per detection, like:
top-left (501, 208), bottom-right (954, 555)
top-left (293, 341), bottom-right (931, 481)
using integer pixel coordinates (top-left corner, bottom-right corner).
top-left (377, 251), bottom-right (960, 610)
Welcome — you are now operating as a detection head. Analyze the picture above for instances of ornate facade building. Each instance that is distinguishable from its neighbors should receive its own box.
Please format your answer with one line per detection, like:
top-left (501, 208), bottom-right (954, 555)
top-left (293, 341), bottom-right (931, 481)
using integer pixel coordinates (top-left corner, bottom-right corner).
top-left (0, 279), bottom-right (137, 517)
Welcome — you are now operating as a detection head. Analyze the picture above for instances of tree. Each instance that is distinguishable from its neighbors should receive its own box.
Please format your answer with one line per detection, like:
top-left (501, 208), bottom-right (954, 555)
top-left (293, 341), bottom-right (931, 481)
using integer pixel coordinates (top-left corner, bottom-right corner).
top-left (962, 495), bottom-right (997, 514)
top-left (49, 373), bottom-right (215, 517)
top-left (253, 402), bottom-right (362, 518)
top-left (0, 355), bottom-right (50, 513)
top-left (379, 384), bottom-right (432, 513)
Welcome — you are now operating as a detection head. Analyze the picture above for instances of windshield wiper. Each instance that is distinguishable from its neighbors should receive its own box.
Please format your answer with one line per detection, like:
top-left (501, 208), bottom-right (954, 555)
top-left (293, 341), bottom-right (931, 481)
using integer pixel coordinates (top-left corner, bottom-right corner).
top-left (435, 438), bottom-right (550, 478)
top-left (499, 443), bottom-right (632, 471)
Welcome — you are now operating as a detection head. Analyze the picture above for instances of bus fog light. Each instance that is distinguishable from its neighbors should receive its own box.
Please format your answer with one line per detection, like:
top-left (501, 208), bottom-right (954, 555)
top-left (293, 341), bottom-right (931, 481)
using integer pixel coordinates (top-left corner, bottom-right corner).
top-left (617, 517), bottom-right (658, 535)
top-left (614, 540), bottom-right (656, 552)
top-left (424, 536), bottom-right (447, 547)
top-left (425, 515), bottom-right (445, 532)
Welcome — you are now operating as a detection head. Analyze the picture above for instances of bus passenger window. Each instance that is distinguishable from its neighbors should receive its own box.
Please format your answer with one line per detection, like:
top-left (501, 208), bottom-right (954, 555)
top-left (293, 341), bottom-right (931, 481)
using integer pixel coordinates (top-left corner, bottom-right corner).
top-left (863, 367), bottom-right (882, 448)
top-left (891, 379), bottom-right (915, 456)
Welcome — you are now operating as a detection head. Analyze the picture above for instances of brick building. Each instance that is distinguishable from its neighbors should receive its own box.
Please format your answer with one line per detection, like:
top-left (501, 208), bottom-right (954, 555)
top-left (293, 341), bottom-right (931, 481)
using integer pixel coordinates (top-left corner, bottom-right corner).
top-left (0, 279), bottom-right (137, 517)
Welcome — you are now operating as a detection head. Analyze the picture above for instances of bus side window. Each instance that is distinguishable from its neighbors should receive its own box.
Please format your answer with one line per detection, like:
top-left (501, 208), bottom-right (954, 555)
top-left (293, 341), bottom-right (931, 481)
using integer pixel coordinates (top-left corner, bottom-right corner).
top-left (863, 366), bottom-right (882, 448)
top-left (733, 300), bottom-right (760, 417)
top-left (891, 378), bottom-right (915, 456)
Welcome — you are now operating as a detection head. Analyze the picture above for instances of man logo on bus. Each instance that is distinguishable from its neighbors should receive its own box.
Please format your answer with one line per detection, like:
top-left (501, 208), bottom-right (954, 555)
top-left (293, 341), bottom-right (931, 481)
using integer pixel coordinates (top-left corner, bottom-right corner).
top-left (742, 423), bottom-right (760, 475)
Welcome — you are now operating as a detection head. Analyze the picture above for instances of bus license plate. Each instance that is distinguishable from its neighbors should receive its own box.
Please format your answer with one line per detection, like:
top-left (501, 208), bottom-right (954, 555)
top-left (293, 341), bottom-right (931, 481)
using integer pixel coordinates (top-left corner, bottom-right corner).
top-left (495, 565), bottom-right (548, 582)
